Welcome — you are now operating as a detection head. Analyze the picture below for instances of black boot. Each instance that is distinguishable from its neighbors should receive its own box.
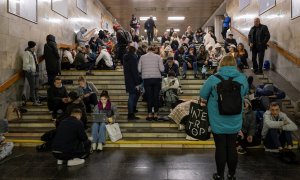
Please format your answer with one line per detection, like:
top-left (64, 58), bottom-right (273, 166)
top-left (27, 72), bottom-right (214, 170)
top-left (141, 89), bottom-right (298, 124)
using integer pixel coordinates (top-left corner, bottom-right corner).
top-left (227, 174), bottom-right (236, 180)
top-left (128, 113), bottom-right (140, 120)
top-left (213, 173), bottom-right (224, 180)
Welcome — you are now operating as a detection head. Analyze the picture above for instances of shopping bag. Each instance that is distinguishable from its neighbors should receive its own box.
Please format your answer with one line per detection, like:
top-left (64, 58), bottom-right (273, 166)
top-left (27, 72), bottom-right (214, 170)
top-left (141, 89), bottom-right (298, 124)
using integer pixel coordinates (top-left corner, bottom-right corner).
top-left (105, 123), bottom-right (122, 142)
top-left (185, 102), bottom-right (211, 140)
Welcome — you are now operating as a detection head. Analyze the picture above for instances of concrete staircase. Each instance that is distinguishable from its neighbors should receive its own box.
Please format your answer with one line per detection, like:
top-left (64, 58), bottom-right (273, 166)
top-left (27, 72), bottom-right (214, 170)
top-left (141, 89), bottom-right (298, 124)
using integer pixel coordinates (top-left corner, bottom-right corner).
top-left (7, 70), bottom-right (216, 148)
top-left (6, 69), bottom-right (298, 148)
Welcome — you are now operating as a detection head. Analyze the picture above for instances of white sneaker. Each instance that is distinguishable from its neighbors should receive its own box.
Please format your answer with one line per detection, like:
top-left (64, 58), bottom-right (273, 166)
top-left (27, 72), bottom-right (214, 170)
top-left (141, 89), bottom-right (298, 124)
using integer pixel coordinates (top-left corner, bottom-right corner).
top-left (186, 135), bottom-right (199, 141)
top-left (57, 160), bottom-right (63, 165)
top-left (97, 143), bottom-right (103, 151)
top-left (92, 143), bottom-right (97, 150)
top-left (67, 158), bottom-right (85, 166)
top-left (178, 124), bottom-right (185, 131)
top-left (264, 148), bottom-right (279, 153)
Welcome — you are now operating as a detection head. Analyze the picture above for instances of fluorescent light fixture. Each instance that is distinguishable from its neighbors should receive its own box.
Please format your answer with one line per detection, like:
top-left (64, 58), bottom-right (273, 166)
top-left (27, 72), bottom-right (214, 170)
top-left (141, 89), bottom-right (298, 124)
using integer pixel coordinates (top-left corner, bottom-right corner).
top-left (140, 16), bottom-right (157, 21)
top-left (168, 16), bottom-right (185, 20)
top-left (166, 29), bottom-right (180, 32)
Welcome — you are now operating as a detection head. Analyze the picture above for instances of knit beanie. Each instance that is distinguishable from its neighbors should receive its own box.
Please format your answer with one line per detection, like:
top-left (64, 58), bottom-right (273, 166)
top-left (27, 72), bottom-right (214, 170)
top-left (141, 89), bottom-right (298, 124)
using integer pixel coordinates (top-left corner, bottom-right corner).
top-left (28, 41), bottom-right (36, 49)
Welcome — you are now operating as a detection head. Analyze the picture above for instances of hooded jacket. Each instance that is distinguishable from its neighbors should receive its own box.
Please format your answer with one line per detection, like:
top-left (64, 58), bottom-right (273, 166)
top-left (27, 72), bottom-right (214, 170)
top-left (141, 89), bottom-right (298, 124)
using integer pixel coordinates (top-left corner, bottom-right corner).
top-left (23, 48), bottom-right (37, 73)
top-left (200, 66), bottom-right (249, 134)
top-left (242, 99), bottom-right (256, 136)
top-left (44, 35), bottom-right (60, 74)
top-left (76, 27), bottom-right (87, 46)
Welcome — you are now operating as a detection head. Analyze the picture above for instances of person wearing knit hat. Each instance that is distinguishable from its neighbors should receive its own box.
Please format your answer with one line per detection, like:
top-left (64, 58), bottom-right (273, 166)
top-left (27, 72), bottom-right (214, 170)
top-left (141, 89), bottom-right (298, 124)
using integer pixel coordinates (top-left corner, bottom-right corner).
top-left (236, 98), bottom-right (259, 155)
top-left (22, 40), bottom-right (42, 106)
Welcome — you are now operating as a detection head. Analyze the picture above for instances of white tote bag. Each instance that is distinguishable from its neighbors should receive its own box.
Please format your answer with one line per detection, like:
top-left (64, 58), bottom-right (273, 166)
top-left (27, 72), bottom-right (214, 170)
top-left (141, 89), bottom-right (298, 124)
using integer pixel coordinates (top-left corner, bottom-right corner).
top-left (105, 123), bottom-right (122, 142)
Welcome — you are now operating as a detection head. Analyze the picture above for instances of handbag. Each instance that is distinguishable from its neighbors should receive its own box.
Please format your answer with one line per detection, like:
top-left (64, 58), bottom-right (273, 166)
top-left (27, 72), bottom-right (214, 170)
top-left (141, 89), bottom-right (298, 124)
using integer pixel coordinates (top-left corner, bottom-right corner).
top-left (185, 102), bottom-right (211, 140)
top-left (105, 123), bottom-right (122, 142)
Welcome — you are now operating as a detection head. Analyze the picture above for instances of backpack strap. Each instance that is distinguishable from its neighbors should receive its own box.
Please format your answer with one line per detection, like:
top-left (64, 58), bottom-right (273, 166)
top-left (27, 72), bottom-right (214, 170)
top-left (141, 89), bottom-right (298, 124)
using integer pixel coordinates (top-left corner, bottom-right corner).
top-left (214, 74), bottom-right (225, 81)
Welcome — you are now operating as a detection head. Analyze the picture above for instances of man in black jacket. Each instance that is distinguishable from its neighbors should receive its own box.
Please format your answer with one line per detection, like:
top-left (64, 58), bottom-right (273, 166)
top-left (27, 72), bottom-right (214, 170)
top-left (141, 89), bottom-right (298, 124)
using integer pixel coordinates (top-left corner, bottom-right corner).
top-left (144, 16), bottom-right (156, 45)
top-left (44, 34), bottom-right (60, 86)
top-left (123, 46), bottom-right (141, 120)
top-left (52, 108), bottom-right (91, 166)
top-left (47, 77), bottom-right (69, 120)
top-left (248, 18), bottom-right (270, 74)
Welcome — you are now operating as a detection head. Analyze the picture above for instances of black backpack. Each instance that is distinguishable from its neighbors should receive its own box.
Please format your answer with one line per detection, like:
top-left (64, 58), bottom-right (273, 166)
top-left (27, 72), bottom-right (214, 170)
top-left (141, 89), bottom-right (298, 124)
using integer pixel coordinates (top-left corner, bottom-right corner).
top-left (214, 74), bottom-right (242, 115)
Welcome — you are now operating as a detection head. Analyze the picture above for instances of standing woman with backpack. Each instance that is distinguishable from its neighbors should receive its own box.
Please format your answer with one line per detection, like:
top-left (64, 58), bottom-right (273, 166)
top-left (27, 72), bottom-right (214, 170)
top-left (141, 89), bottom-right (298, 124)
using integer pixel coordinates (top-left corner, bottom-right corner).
top-left (199, 55), bottom-right (249, 180)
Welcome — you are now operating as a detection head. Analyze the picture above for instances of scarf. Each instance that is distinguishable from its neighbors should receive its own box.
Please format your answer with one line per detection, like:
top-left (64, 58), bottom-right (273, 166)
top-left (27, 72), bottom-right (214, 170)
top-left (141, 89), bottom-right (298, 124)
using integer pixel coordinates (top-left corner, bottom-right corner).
top-left (98, 100), bottom-right (111, 110)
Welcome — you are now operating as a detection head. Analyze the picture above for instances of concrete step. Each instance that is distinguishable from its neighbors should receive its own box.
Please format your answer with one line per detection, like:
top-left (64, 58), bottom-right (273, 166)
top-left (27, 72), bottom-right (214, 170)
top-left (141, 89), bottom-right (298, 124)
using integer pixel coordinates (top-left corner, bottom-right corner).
top-left (59, 77), bottom-right (205, 85)
top-left (6, 127), bottom-right (186, 138)
top-left (38, 88), bottom-right (202, 94)
top-left (36, 93), bottom-right (199, 100)
top-left (9, 121), bottom-right (178, 128)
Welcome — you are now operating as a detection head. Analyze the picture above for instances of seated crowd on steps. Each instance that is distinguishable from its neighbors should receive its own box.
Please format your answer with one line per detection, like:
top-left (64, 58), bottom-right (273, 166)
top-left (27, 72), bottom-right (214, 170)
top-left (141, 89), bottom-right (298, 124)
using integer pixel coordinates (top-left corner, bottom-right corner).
top-left (16, 16), bottom-right (298, 171)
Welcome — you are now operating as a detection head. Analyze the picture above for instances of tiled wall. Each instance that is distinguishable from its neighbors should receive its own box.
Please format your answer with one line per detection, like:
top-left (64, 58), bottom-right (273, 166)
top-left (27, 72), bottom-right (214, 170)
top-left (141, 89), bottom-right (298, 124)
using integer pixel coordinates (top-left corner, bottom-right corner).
top-left (0, 0), bottom-right (115, 118)
top-left (226, 0), bottom-right (300, 91)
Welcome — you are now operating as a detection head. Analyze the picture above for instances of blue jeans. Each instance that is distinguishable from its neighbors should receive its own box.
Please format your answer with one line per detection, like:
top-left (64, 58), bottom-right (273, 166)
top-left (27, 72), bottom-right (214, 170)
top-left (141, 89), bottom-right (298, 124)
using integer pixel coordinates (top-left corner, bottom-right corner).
top-left (128, 91), bottom-right (139, 114)
top-left (182, 61), bottom-right (198, 75)
top-left (264, 129), bottom-right (293, 149)
top-left (92, 122), bottom-right (106, 144)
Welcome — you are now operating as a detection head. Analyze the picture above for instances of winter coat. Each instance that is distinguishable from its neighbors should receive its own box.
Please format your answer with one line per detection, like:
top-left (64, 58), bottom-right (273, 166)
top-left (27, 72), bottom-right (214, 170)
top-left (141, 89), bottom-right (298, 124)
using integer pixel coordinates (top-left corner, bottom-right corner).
top-left (22, 49), bottom-right (37, 73)
top-left (248, 24), bottom-right (270, 50)
top-left (164, 63), bottom-right (180, 77)
top-left (144, 18), bottom-right (156, 31)
top-left (242, 109), bottom-right (256, 136)
top-left (138, 52), bottom-right (164, 79)
top-left (73, 52), bottom-right (86, 67)
top-left (262, 111), bottom-right (298, 138)
top-left (44, 35), bottom-right (60, 74)
top-left (200, 66), bottom-right (249, 134)
top-left (123, 52), bottom-right (141, 93)
top-left (52, 116), bottom-right (88, 153)
top-left (77, 27), bottom-right (87, 46)
top-left (77, 82), bottom-right (100, 97)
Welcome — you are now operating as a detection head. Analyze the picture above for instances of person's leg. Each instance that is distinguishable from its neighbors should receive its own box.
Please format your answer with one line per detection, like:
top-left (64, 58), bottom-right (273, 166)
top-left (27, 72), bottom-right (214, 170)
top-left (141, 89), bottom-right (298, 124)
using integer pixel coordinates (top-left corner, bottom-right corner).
top-left (279, 131), bottom-right (293, 149)
top-left (150, 30), bottom-right (154, 43)
top-left (82, 97), bottom-right (91, 113)
top-left (24, 71), bottom-right (35, 102)
top-left (182, 62), bottom-right (187, 77)
top-left (147, 31), bottom-right (151, 45)
top-left (213, 133), bottom-right (227, 178)
top-left (91, 123), bottom-right (100, 144)
top-left (133, 91), bottom-right (140, 113)
top-left (258, 49), bottom-right (265, 72)
top-left (89, 93), bottom-right (98, 106)
top-left (192, 62), bottom-right (198, 74)
top-left (99, 122), bottom-right (106, 144)
top-left (221, 27), bottom-right (228, 40)
top-left (251, 48), bottom-right (258, 72)
top-left (153, 79), bottom-right (162, 114)
top-left (226, 134), bottom-right (238, 177)
top-left (144, 79), bottom-right (153, 114)
top-left (264, 129), bottom-right (282, 149)
top-left (128, 93), bottom-right (136, 114)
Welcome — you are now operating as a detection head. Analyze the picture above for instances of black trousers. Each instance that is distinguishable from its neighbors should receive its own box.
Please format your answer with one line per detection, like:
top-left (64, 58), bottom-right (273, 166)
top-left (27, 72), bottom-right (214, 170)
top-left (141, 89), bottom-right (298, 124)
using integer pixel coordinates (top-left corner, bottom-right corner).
top-left (76, 62), bottom-right (94, 71)
top-left (144, 78), bottom-right (161, 113)
top-left (24, 71), bottom-right (38, 102)
top-left (147, 30), bottom-right (154, 45)
top-left (221, 27), bottom-right (229, 40)
top-left (48, 100), bottom-right (68, 118)
top-left (52, 140), bottom-right (91, 160)
top-left (213, 133), bottom-right (238, 177)
top-left (83, 93), bottom-right (98, 113)
top-left (251, 47), bottom-right (265, 71)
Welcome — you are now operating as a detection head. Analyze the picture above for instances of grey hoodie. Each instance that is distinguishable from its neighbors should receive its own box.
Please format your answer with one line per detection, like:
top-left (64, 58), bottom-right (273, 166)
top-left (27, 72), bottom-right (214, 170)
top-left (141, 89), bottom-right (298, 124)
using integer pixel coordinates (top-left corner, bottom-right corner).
top-left (76, 27), bottom-right (87, 46)
top-left (262, 111), bottom-right (298, 138)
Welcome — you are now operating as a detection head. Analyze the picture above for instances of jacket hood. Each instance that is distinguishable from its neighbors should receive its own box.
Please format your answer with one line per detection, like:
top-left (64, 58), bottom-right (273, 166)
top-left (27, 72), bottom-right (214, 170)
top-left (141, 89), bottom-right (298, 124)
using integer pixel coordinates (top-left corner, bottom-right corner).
top-left (218, 66), bottom-right (241, 78)
top-left (46, 34), bottom-right (56, 43)
top-left (80, 27), bottom-right (87, 33)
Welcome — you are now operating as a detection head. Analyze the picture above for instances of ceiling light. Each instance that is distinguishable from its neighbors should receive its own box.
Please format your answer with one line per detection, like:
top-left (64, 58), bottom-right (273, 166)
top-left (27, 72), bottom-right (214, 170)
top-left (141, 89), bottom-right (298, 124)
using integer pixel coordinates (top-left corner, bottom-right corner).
top-left (168, 16), bottom-right (185, 20)
top-left (139, 16), bottom-right (157, 21)
top-left (166, 29), bottom-right (180, 32)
